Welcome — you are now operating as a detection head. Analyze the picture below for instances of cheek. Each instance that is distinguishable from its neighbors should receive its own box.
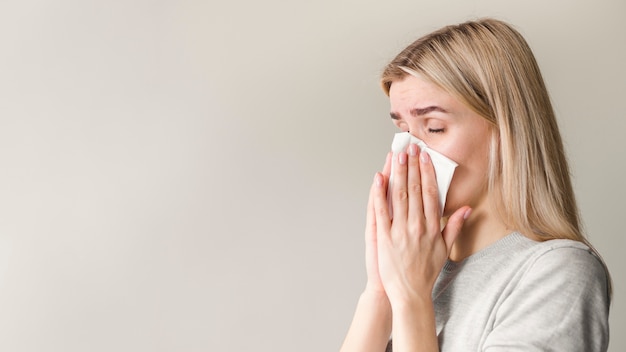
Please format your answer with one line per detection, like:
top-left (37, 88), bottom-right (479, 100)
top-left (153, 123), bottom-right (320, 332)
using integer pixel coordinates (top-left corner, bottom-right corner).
top-left (442, 166), bottom-right (489, 215)
top-left (442, 144), bottom-right (491, 212)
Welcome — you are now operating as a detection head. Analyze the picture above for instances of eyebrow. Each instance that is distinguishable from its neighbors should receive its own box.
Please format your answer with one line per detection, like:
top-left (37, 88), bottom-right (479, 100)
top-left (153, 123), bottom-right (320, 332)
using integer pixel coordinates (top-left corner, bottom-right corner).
top-left (390, 106), bottom-right (447, 120)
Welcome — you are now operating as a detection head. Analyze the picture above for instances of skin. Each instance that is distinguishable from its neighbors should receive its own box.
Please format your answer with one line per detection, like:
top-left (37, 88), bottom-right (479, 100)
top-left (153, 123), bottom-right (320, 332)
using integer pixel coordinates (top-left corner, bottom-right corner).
top-left (341, 74), bottom-right (510, 352)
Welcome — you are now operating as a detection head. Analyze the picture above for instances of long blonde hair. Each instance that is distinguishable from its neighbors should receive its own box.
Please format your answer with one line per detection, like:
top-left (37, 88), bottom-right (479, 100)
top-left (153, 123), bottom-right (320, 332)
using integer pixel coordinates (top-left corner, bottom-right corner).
top-left (381, 18), bottom-right (611, 294)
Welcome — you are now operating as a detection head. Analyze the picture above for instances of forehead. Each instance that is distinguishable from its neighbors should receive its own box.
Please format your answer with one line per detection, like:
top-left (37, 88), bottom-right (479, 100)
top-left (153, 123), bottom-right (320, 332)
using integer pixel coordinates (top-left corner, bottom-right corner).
top-left (388, 75), bottom-right (454, 109)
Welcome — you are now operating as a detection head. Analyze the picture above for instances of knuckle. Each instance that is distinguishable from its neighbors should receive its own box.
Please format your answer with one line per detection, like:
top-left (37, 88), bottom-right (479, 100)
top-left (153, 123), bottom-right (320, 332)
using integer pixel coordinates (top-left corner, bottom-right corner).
top-left (424, 184), bottom-right (439, 198)
top-left (398, 188), bottom-right (409, 201)
top-left (409, 182), bottom-right (422, 194)
top-left (407, 222), bottom-right (423, 235)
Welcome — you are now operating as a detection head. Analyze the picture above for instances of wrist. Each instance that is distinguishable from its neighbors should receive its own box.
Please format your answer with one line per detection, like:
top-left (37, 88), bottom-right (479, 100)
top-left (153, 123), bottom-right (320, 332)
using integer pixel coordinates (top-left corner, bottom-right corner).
top-left (391, 292), bottom-right (431, 311)
top-left (360, 288), bottom-right (391, 308)
top-left (390, 293), bottom-right (438, 350)
top-left (358, 289), bottom-right (392, 322)
top-left (362, 282), bottom-right (387, 297)
top-left (341, 289), bottom-right (392, 352)
top-left (388, 289), bottom-right (433, 316)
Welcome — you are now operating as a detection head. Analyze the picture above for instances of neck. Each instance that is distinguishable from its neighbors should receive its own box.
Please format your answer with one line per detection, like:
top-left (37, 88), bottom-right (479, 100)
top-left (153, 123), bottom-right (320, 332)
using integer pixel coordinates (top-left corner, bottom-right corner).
top-left (448, 203), bottom-right (510, 262)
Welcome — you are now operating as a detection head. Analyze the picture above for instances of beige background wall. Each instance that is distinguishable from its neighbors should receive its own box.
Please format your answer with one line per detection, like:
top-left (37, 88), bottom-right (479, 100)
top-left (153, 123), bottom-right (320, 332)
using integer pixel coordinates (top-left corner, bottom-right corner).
top-left (0, 0), bottom-right (623, 351)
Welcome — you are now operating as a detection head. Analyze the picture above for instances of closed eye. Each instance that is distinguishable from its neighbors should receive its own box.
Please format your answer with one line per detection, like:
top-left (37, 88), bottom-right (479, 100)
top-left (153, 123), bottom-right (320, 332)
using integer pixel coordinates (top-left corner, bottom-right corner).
top-left (428, 128), bottom-right (445, 133)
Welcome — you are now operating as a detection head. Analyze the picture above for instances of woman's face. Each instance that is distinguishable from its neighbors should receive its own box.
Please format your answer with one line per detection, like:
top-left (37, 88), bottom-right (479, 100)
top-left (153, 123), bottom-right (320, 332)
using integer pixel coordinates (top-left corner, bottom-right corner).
top-left (388, 74), bottom-right (494, 216)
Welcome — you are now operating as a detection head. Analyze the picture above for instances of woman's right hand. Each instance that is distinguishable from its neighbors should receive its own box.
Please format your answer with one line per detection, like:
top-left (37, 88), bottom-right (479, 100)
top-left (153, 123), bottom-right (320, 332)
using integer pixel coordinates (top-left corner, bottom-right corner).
top-left (364, 152), bottom-right (392, 297)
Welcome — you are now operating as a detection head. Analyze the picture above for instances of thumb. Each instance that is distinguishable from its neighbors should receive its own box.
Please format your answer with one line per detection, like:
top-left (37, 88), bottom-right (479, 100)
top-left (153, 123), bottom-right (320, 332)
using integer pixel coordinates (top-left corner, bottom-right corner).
top-left (442, 206), bottom-right (472, 253)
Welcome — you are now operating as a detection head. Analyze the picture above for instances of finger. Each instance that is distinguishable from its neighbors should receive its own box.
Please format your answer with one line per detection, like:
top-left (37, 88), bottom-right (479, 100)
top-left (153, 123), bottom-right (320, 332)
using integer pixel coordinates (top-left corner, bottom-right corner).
top-left (365, 175), bottom-right (387, 293)
top-left (391, 151), bottom-right (409, 223)
top-left (365, 152), bottom-right (392, 238)
top-left (407, 144), bottom-right (424, 225)
top-left (373, 172), bottom-right (391, 240)
top-left (442, 207), bottom-right (472, 253)
top-left (365, 177), bottom-right (379, 274)
top-left (365, 177), bottom-right (377, 242)
top-left (382, 152), bottom-right (392, 178)
top-left (419, 150), bottom-right (441, 233)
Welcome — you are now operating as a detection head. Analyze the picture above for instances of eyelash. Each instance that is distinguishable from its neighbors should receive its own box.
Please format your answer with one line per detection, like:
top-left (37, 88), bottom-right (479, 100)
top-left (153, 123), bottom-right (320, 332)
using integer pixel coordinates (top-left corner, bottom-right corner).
top-left (428, 128), bottom-right (445, 133)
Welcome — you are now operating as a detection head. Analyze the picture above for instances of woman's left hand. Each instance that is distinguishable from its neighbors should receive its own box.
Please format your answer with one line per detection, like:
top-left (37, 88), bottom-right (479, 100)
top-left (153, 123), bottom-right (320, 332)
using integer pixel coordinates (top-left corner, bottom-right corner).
top-left (372, 143), bottom-right (471, 306)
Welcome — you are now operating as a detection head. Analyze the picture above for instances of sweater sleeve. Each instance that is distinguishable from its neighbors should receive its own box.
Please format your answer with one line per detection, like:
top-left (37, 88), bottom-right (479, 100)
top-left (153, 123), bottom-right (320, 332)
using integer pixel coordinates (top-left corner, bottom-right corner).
top-left (483, 245), bottom-right (610, 352)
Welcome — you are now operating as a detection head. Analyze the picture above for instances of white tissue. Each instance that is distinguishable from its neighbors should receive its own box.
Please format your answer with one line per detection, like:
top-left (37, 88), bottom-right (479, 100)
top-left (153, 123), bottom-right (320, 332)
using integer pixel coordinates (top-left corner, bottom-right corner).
top-left (388, 132), bottom-right (458, 216)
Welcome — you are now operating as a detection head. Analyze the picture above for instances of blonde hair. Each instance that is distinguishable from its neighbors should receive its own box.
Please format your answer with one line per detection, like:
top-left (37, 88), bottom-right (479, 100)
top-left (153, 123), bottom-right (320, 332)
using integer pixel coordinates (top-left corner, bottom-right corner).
top-left (382, 18), bottom-right (611, 293)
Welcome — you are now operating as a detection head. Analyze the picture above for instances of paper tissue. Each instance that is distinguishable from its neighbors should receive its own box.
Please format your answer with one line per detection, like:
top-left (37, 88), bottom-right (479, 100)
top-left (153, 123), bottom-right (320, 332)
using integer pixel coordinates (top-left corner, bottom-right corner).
top-left (388, 132), bottom-right (458, 216)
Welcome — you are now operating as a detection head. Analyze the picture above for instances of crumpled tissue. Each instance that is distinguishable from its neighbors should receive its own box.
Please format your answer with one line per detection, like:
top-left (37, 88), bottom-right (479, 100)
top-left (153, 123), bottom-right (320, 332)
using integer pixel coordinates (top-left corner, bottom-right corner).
top-left (388, 132), bottom-right (458, 216)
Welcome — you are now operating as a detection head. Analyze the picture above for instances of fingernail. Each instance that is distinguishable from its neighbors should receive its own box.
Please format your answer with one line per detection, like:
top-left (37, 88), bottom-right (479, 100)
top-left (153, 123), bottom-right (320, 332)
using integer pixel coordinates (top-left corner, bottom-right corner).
top-left (420, 150), bottom-right (430, 164)
top-left (408, 144), bottom-right (418, 156)
top-left (375, 173), bottom-right (383, 187)
top-left (463, 208), bottom-right (472, 220)
top-left (398, 152), bottom-right (407, 165)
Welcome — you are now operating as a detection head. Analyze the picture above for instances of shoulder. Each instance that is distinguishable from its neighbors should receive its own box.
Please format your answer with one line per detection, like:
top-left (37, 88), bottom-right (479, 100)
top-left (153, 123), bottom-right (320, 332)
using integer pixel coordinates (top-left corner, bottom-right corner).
top-left (483, 234), bottom-right (609, 289)
top-left (486, 240), bottom-right (610, 352)
top-left (521, 239), bottom-right (608, 289)
top-left (485, 238), bottom-right (610, 351)
top-left (509, 238), bottom-right (610, 305)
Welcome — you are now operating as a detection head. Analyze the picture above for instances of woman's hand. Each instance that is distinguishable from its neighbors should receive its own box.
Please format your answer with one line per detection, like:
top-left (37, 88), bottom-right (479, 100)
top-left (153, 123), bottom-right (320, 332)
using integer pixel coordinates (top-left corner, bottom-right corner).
top-left (342, 145), bottom-right (469, 352)
top-left (372, 144), bottom-right (471, 306)
top-left (339, 156), bottom-right (395, 352)
top-left (363, 152), bottom-right (392, 297)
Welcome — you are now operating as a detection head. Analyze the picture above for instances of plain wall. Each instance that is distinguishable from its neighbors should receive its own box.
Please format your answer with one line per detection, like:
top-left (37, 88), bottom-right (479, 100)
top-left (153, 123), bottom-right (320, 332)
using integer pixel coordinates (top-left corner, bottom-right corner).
top-left (0, 0), bottom-right (623, 351)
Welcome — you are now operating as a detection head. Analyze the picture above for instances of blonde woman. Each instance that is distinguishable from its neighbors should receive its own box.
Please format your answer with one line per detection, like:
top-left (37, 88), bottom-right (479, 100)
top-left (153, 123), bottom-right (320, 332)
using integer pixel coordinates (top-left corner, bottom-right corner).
top-left (341, 19), bottom-right (610, 351)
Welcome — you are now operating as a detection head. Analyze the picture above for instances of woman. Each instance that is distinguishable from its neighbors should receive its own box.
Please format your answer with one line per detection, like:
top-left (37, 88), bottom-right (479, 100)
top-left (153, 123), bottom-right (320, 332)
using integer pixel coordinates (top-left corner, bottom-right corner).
top-left (341, 18), bottom-right (611, 351)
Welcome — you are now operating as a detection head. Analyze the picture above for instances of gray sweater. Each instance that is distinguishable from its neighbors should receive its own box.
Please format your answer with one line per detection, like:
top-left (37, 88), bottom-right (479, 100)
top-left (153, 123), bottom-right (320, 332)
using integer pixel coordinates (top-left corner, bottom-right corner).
top-left (387, 232), bottom-right (610, 351)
